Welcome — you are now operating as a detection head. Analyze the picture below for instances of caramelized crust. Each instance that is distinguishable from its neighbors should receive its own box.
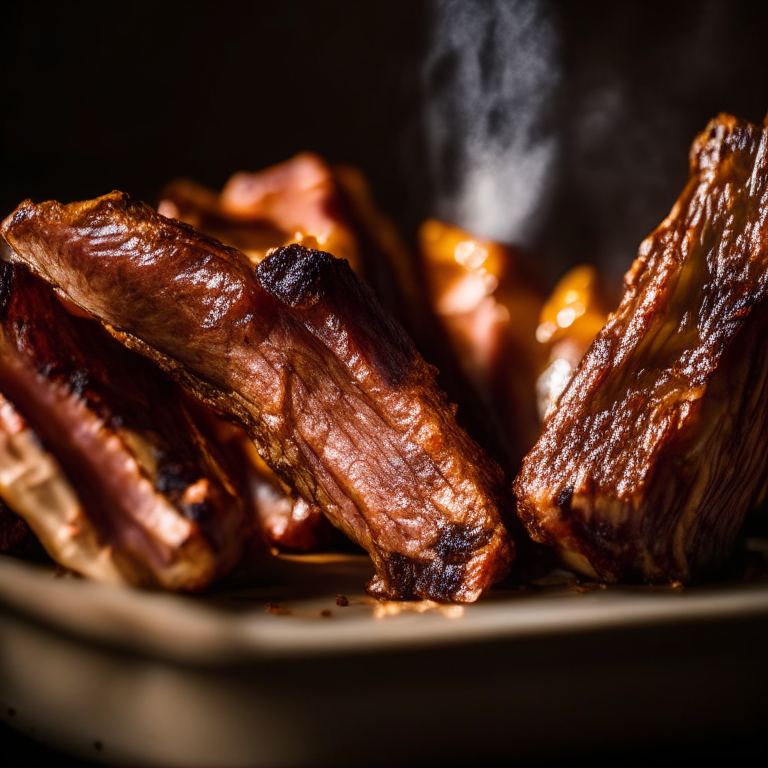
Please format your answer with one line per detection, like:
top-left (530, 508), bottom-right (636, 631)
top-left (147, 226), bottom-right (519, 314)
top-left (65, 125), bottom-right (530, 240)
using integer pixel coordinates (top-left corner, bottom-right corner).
top-left (0, 263), bottom-right (248, 590)
top-left (2, 197), bottom-right (513, 601)
top-left (514, 114), bottom-right (768, 582)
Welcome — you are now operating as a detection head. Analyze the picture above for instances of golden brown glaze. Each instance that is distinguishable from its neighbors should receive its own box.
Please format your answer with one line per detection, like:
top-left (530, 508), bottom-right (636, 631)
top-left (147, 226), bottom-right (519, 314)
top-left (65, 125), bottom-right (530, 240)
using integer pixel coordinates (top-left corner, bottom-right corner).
top-left (535, 265), bottom-right (613, 421)
top-left (515, 114), bottom-right (768, 582)
top-left (2, 196), bottom-right (513, 601)
top-left (419, 220), bottom-right (545, 474)
top-left (0, 263), bottom-right (248, 590)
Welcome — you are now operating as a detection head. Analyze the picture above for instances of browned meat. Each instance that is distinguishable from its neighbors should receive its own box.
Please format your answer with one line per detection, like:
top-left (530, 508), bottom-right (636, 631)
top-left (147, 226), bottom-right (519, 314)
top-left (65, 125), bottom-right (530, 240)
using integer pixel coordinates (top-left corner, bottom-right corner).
top-left (158, 177), bottom-right (288, 261)
top-left (195, 407), bottom-right (336, 552)
top-left (249, 463), bottom-right (339, 552)
top-left (160, 156), bottom-right (372, 551)
top-left (0, 385), bottom-right (101, 571)
top-left (0, 262), bottom-right (249, 590)
top-left (514, 114), bottom-right (768, 583)
top-left (2, 195), bottom-right (513, 601)
top-left (160, 157), bottom-right (421, 552)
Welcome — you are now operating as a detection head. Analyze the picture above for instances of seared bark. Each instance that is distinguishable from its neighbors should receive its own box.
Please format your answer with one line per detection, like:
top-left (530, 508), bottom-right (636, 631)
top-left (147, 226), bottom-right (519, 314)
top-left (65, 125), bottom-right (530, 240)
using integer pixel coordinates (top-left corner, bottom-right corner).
top-left (515, 114), bottom-right (768, 582)
top-left (2, 196), bottom-right (513, 601)
top-left (0, 263), bottom-right (248, 590)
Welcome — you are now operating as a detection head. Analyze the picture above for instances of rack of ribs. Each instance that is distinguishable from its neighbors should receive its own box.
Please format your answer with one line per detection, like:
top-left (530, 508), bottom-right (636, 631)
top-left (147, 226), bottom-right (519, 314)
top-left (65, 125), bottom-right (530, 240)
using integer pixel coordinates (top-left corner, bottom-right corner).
top-left (2, 198), bottom-right (513, 601)
top-left (0, 262), bottom-right (249, 589)
top-left (515, 114), bottom-right (768, 582)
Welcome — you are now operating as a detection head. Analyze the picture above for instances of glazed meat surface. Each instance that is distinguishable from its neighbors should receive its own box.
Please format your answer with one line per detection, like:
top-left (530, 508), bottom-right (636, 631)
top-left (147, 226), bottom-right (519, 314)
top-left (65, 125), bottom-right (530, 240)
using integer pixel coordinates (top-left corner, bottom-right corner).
top-left (2, 195), bottom-right (513, 601)
top-left (158, 153), bottom-right (359, 267)
top-left (535, 265), bottom-right (613, 421)
top-left (515, 114), bottom-right (768, 582)
top-left (0, 263), bottom-right (248, 590)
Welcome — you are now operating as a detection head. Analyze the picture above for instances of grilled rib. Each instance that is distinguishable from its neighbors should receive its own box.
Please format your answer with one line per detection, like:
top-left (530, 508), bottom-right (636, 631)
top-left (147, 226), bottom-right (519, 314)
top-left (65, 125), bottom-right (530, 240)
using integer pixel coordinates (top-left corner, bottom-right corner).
top-left (514, 114), bottom-right (768, 582)
top-left (160, 155), bottom-right (407, 551)
top-left (0, 262), bottom-right (248, 590)
top-left (2, 196), bottom-right (513, 601)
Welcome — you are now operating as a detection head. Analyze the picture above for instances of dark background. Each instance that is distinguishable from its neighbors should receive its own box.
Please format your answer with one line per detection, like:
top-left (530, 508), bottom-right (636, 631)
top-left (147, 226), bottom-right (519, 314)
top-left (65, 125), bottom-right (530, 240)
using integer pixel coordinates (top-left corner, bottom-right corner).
top-left (1, 1), bottom-right (768, 764)
top-left (2, 1), bottom-right (768, 282)
top-left (0, 2), bottom-right (423, 230)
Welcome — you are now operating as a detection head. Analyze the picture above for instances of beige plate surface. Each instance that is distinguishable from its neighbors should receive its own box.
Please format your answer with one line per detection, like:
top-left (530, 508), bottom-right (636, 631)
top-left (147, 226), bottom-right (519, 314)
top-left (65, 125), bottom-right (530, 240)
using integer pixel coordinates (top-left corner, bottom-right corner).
top-left (1, 551), bottom-right (768, 663)
top-left (2, 551), bottom-right (768, 767)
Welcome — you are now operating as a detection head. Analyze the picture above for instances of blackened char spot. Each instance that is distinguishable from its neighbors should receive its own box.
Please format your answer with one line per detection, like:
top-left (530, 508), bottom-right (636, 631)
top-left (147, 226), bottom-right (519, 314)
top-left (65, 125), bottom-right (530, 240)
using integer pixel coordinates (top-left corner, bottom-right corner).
top-left (0, 261), bottom-right (14, 318)
top-left (556, 486), bottom-right (574, 513)
top-left (156, 460), bottom-right (196, 495)
top-left (258, 244), bottom-right (413, 391)
top-left (379, 523), bottom-right (492, 601)
top-left (434, 522), bottom-right (493, 566)
top-left (257, 244), bottom-right (341, 310)
top-left (380, 552), bottom-right (465, 602)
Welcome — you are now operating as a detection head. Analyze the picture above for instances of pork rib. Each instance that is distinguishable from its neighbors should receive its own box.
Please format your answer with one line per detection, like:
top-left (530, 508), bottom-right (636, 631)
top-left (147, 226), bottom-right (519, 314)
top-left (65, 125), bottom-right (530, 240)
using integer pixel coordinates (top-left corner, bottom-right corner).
top-left (514, 114), bottom-right (768, 582)
top-left (0, 262), bottom-right (248, 590)
top-left (2, 195), bottom-right (513, 601)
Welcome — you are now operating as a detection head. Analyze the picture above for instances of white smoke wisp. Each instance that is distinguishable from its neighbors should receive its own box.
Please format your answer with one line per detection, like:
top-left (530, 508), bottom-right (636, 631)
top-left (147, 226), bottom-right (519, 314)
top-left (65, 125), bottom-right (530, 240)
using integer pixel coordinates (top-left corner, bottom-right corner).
top-left (422, 0), bottom-right (561, 248)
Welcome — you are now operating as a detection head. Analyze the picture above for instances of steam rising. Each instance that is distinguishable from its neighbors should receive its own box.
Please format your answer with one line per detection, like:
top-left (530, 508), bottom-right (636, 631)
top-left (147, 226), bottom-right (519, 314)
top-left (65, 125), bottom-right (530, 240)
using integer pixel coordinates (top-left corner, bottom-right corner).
top-left (419, 1), bottom-right (767, 280)
top-left (421, 0), bottom-right (560, 247)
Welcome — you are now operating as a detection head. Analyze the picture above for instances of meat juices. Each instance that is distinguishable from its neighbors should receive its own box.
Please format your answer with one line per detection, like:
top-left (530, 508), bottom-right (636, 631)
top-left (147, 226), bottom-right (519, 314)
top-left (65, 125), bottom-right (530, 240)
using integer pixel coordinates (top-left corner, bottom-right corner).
top-left (0, 263), bottom-right (248, 589)
top-left (2, 196), bottom-right (513, 601)
top-left (515, 114), bottom-right (768, 582)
